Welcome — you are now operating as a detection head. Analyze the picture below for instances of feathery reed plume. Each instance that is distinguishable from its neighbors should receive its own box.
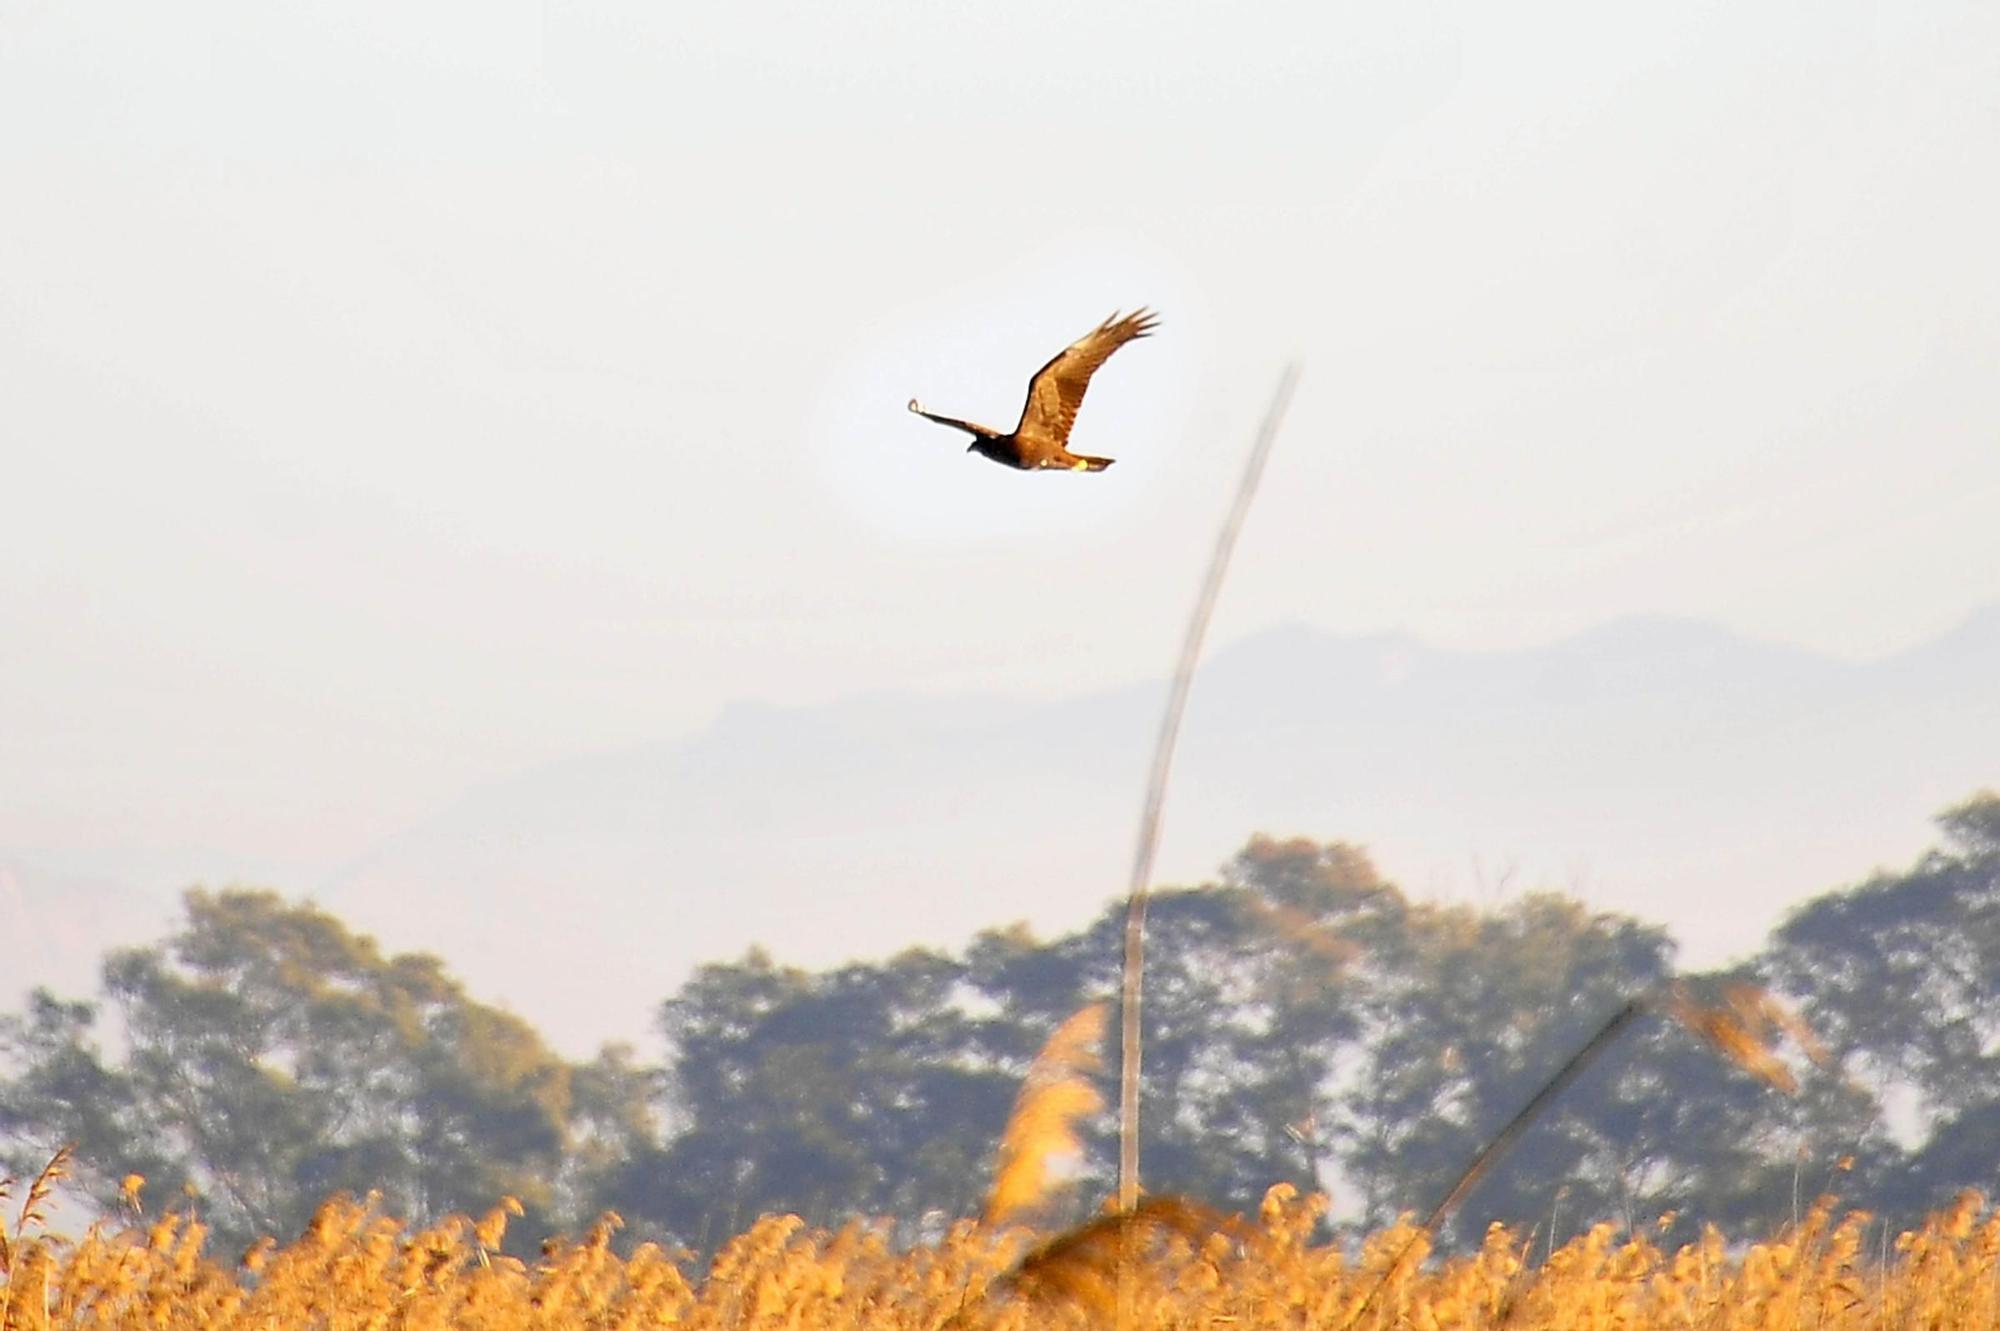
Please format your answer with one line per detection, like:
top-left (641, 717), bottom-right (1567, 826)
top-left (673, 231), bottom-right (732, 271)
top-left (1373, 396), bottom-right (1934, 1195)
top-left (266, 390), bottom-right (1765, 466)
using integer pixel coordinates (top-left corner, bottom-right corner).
top-left (14, 1145), bottom-right (72, 1237)
top-left (12, 1152), bottom-right (2000, 1331)
top-left (1658, 980), bottom-right (1827, 1093)
top-left (987, 1003), bottom-right (1110, 1227)
top-left (1120, 364), bottom-right (1301, 1211)
top-left (0, 1145), bottom-right (72, 1331)
top-left (999, 1195), bottom-right (1237, 1320)
top-left (0, 1242), bottom-right (50, 1331)
top-left (473, 1194), bottom-right (524, 1267)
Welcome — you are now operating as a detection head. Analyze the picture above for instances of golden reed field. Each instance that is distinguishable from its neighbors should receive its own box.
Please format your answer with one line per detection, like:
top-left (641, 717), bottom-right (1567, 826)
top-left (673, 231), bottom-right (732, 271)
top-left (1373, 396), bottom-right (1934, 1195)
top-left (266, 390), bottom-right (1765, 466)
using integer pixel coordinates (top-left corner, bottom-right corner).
top-left (4, 997), bottom-right (1995, 1330)
top-left (3, 1177), bottom-right (2000, 1331)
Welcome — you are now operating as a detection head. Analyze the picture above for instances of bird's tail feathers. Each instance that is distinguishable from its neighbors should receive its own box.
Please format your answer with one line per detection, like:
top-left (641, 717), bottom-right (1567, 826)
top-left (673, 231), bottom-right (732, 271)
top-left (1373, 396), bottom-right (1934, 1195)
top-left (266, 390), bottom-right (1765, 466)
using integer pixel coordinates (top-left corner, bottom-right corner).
top-left (1071, 455), bottom-right (1115, 472)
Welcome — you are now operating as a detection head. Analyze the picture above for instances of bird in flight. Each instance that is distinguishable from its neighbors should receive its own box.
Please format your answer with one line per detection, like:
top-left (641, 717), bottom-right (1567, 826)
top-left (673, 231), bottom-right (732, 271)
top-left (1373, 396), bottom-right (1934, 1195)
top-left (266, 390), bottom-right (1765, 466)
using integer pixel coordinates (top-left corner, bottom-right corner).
top-left (909, 308), bottom-right (1159, 472)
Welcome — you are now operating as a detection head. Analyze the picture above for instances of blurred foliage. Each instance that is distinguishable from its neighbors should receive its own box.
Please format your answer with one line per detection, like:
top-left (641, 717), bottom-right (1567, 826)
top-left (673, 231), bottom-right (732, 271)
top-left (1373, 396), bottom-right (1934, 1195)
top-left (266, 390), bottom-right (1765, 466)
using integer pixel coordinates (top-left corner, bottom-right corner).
top-left (3, 792), bottom-right (1997, 1255)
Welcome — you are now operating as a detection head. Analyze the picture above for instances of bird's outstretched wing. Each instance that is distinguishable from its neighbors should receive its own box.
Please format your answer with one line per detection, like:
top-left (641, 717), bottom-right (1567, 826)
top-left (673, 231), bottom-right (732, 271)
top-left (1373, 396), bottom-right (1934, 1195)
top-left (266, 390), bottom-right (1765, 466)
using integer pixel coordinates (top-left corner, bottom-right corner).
top-left (1015, 308), bottom-right (1159, 451)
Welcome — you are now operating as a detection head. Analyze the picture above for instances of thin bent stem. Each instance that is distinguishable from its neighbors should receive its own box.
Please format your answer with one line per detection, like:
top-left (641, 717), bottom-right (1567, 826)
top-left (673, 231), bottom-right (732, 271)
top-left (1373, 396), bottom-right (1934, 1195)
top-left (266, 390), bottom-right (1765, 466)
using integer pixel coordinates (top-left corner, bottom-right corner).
top-left (1418, 999), bottom-right (1648, 1235)
top-left (1337, 996), bottom-right (1651, 1331)
top-left (1118, 364), bottom-right (1301, 1212)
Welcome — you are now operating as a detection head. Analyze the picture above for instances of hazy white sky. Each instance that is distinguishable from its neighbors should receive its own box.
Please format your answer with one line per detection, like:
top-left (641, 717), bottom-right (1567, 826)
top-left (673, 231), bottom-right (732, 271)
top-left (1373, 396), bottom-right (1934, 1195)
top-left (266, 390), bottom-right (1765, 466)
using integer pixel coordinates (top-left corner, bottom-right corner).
top-left (4, 1), bottom-right (1997, 898)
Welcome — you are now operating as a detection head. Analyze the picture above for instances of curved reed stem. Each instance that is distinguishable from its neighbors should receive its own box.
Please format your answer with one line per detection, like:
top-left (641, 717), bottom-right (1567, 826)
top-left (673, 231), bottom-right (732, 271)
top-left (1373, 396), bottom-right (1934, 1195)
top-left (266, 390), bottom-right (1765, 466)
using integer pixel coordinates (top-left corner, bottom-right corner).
top-left (1119, 365), bottom-right (1302, 1212)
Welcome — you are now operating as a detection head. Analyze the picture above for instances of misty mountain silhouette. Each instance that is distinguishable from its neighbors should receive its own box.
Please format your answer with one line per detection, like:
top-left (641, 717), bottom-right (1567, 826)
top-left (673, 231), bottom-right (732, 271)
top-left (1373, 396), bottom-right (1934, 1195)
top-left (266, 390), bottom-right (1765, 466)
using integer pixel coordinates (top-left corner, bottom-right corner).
top-left (309, 610), bottom-right (1998, 1052)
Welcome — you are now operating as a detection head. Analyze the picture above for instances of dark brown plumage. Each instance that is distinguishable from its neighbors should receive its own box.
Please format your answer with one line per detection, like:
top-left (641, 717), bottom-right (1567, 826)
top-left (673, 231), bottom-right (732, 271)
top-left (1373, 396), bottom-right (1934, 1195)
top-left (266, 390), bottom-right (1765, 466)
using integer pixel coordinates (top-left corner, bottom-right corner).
top-left (908, 308), bottom-right (1159, 471)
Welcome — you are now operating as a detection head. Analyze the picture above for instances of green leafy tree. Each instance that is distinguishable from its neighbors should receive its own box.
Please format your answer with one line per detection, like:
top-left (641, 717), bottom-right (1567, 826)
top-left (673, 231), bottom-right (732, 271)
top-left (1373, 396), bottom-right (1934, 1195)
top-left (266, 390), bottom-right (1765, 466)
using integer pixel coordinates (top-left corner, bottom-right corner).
top-left (0, 890), bottom-right (577, 1250)
top-left (10, 804), bottom-right (2000, 1257)
top-left (1078, 839), bottom-right (1376, 1211)
top-left (607, 945), bottom-right (1019, 1246)
top-left (1328, 889), bottom-right (1677, 1238)
top-left (1757, 790), bottom-right (2000, 1228)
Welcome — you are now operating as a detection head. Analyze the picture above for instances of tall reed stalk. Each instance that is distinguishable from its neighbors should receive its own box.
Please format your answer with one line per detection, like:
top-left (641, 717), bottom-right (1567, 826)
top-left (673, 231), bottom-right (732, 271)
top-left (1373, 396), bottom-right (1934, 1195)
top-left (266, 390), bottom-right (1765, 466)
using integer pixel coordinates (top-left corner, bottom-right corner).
top-left (1118, 365), bottom-right (1301, 1211)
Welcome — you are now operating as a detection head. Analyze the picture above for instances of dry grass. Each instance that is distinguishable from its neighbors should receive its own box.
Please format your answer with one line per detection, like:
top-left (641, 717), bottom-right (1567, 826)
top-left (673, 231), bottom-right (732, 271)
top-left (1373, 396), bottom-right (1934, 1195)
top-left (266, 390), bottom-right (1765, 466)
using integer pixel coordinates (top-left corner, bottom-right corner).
top-left (984, 1003), bottom-right (1109, 1228)
top-left (3, 1175), bottom-right (1999, 1330)
top-left (0, 957), bottom-right (1965, 1331)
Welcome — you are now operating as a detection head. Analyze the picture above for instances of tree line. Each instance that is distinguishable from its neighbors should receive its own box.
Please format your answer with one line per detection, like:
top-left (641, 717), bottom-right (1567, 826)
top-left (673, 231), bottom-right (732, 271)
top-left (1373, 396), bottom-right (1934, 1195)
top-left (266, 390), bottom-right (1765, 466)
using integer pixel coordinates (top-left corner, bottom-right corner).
top-left (3, 792), bottom-right (1996, 1256)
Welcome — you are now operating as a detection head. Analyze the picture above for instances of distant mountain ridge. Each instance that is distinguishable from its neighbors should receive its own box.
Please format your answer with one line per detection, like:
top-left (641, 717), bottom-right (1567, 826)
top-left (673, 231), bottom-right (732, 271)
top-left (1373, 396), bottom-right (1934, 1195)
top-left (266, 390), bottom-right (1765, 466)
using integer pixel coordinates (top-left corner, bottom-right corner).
top-left (307, 609), bottom-right (1999, 1052)
top-left (5, 611), bottom-right (1993, 1053)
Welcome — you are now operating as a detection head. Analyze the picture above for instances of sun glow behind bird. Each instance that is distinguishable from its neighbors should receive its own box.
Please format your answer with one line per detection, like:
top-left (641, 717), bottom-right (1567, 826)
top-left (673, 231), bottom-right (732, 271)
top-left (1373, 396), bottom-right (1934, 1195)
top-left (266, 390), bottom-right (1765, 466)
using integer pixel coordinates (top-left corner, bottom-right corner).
top-left (806, 235), bottom-right (1209, 545)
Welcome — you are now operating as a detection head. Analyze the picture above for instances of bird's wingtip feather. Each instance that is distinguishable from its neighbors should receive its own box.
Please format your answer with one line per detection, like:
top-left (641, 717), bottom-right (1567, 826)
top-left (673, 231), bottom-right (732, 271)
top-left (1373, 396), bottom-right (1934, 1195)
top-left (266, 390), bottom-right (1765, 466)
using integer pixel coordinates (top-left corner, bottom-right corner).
top-left (1095, 307), bottom-right (1159, 337)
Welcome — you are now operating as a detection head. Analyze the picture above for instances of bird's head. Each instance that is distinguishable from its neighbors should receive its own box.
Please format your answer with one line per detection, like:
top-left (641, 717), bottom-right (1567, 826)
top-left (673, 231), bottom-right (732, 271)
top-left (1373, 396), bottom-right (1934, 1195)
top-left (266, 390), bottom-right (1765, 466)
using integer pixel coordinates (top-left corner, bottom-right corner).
top-left (907, 399), bottom-right (922, 414)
